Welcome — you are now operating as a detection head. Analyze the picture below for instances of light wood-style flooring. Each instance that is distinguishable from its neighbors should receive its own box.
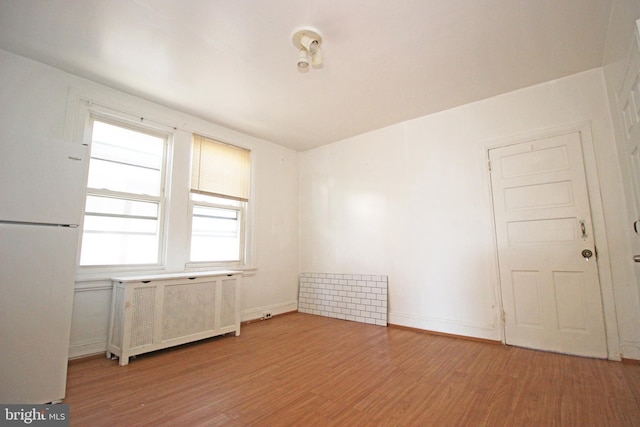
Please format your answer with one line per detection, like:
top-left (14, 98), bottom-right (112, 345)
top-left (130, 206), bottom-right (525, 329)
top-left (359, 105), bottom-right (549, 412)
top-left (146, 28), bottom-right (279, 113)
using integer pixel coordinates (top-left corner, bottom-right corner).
top-left (65, 312), bottom-right (640, 426)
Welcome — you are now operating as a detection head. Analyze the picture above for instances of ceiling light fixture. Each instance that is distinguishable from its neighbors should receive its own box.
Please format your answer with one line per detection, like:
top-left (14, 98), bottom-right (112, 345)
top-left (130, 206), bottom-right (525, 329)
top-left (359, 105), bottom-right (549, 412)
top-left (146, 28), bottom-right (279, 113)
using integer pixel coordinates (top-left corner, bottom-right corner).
top-left (292, 27), bottom-right (323, 72)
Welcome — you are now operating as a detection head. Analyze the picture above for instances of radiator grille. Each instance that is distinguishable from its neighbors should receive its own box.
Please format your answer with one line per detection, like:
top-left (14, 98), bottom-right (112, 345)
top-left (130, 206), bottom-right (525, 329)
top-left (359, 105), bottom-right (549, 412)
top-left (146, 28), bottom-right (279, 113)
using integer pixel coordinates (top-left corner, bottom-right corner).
top-left (131, 287), bottom-right (156, 348)
top-left (220, 279), bottom-right (236, 328)
top-left (110, 286), bottom-right (126, 348)
top-left (162, 281), bottom-right (215, 341)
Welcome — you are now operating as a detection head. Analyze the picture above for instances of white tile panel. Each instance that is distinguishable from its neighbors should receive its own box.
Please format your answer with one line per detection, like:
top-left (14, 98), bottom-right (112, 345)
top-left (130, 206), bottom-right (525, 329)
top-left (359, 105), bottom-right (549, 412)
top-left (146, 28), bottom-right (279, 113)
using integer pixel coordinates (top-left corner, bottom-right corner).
top-left (298, 273), bottom-right (388, 326)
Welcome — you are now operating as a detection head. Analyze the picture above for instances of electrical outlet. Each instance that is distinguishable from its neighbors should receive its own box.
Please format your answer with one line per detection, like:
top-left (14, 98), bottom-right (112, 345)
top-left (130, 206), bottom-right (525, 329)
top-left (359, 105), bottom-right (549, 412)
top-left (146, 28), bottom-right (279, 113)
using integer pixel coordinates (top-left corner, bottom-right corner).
top-left (263, 312), bottom-right (272, 319)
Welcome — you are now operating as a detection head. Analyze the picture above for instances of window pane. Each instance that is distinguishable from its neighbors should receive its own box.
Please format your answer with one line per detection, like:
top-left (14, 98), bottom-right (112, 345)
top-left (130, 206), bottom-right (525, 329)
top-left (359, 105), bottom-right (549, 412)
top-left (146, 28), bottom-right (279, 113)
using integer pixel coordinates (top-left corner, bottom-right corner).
top-left (80, 230), bottom-right (159, 265)
top-left (88, 121), bottom-right (164, 196)
top-left (80, 216), bottom-right (159, 265)
top-left (87, 158), bottom-right (161, 195)
top-left (190, 205), bottom-right (240, 262)
top-left (83, 215), bottom-right (158, 234)
top-left (80, 197), bottom-right (160, 266)
top-left (85, 195), bottom-right (158, 218)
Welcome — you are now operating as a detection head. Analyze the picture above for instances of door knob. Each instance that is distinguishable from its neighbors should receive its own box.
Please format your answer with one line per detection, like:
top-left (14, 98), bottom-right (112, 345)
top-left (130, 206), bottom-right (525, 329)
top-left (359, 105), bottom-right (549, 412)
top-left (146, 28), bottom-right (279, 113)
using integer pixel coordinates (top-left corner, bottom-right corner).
top-left (581, 249), bottom-right (593, 261)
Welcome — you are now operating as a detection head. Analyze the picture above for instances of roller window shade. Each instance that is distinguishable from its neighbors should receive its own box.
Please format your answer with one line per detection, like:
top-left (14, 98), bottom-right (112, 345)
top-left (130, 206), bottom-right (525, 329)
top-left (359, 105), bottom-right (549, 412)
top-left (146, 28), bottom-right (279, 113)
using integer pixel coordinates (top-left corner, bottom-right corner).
top-left (191, 135), bottom-right (250, 201)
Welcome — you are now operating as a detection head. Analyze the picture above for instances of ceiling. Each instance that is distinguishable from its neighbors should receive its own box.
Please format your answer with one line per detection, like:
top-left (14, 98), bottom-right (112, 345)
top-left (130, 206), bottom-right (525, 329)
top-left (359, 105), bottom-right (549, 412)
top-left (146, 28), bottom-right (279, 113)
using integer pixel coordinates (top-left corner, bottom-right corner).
top-left (0, 0), bottom-right (613, 151)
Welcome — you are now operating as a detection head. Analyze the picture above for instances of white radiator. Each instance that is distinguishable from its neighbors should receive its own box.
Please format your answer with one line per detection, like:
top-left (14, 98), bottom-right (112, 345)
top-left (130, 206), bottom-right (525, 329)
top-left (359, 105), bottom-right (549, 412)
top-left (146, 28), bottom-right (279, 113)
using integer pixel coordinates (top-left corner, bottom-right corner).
top-left (107, 271), bottom-right (241, 365)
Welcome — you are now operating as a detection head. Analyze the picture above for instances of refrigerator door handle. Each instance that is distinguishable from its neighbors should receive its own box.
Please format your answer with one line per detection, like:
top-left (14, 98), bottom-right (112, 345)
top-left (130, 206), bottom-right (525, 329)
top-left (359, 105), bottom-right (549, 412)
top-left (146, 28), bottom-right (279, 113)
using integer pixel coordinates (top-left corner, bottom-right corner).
top-left (0, 220), bottom-right (78, 228)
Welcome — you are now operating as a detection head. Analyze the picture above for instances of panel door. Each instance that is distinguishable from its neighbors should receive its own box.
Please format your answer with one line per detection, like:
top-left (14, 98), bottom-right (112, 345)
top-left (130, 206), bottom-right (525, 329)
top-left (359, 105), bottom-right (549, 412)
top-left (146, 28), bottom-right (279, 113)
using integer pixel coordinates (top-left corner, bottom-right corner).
top-left (489, 131), bottom-right (607, 357)
top-left (616, 20), bottom-right (640, 318)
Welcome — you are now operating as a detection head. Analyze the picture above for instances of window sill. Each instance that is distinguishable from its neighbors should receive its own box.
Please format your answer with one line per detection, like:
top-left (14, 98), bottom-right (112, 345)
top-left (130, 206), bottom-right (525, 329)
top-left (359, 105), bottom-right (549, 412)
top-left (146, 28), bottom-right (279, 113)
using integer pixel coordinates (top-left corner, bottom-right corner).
top-left (76, 264), bottom-right (169, 283)
top-left (186, 264), bottom-right (257, 277)
top-left (76, 265), bottom-right (257, 284)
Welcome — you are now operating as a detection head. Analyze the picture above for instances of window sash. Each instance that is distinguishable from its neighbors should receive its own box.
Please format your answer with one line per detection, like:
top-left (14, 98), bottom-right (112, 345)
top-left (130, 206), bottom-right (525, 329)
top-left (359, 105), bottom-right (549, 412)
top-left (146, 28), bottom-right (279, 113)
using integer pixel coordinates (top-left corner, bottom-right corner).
top-left (88, 120), bottom-right (165, 197)
top-left (80, 197), bottom-right (162, 266)
top-left (188, 199), bottom-right (244, 263)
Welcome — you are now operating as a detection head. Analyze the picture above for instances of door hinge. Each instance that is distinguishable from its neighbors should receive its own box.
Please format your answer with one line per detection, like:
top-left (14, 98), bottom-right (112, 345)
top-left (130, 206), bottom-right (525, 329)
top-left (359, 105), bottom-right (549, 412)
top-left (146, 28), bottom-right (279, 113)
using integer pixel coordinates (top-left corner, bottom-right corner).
top-left (501, 309), bottom-right (506, 322)
top-left (488, 160), bottom-right (492, 172)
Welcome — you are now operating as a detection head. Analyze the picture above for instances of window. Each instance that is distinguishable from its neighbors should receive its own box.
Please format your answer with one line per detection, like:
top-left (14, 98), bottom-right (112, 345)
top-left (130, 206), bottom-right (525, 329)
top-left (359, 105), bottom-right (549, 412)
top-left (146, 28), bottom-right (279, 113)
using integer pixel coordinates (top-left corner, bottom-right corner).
top-left (189, 135), bottom-right (250, 264)
top-left (79, 119), bottom-right (167, 266)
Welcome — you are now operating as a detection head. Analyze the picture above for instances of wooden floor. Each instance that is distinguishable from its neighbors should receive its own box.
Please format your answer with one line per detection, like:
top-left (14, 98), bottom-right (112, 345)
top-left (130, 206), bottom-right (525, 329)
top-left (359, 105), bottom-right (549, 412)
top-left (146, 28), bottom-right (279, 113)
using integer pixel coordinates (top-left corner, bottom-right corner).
top-left (65, 312), bottom-right (640, 426)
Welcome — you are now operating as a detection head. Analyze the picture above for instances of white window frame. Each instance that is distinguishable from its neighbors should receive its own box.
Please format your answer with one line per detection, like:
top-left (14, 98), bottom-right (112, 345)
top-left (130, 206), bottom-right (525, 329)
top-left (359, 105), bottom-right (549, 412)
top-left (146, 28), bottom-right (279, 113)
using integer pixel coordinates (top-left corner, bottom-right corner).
top-left (79, 113), bottom-right (171, 271)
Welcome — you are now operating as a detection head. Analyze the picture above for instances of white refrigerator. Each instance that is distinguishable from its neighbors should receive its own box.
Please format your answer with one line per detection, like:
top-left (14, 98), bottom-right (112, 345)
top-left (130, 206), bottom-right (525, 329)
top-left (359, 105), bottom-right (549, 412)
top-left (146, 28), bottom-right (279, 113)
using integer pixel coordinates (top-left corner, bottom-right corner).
top-left (0, 136), bottom-right (89, 403)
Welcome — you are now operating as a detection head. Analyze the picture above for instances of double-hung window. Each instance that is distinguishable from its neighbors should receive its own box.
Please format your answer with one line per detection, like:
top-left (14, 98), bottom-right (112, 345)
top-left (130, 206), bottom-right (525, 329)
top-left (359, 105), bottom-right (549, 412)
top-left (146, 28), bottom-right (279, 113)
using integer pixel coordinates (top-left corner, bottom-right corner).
top-left (189, 135), bottom-right (250, 264)
top-left (79, 119), bottom-right (167, 266)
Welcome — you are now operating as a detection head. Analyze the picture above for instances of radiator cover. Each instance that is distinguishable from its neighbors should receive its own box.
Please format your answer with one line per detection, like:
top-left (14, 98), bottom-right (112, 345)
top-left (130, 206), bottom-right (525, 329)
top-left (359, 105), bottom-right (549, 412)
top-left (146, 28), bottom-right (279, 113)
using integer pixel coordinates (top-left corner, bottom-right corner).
top-left (107, 271), bottom-right (241, 365)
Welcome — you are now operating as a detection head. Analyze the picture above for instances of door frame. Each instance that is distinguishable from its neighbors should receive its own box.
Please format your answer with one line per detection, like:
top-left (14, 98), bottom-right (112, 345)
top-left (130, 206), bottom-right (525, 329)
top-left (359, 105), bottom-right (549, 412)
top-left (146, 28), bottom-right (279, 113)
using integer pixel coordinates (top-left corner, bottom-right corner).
top-left (482, 121), bottom-right (620, 360)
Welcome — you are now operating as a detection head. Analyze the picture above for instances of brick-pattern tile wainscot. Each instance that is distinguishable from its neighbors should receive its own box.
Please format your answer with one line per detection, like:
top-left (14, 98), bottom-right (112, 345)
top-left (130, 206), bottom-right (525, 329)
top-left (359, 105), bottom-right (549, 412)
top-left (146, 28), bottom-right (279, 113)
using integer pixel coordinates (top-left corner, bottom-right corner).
top-left (298, 273), bottom-right (388, 326)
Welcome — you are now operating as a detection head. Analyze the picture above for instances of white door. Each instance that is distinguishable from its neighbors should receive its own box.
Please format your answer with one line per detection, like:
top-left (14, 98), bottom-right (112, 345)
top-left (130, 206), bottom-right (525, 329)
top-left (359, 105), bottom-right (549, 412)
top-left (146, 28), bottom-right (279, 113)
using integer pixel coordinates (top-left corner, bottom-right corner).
top-left (489, 131), bottom-right (607, 358)
top-left (616, 20), bottom-right (640, 319)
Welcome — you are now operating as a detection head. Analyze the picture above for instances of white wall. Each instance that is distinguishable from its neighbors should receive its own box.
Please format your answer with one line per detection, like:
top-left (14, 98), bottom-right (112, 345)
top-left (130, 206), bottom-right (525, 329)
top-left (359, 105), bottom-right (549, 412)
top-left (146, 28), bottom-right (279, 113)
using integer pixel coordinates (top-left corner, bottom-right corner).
top-left (0, 49), bottom-right (300, 358)
top-left (300, 68), bottom-right (639, 358)
top-left (602, 0), bottom-right (640, 360)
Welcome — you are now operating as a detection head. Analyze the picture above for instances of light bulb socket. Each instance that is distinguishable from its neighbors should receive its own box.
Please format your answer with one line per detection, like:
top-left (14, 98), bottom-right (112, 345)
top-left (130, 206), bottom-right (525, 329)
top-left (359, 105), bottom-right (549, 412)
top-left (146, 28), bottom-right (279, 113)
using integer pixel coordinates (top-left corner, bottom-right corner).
top-left (297, 49), bottom-right (310, 71)
top-left (300, 35), bottom-right (319, 54)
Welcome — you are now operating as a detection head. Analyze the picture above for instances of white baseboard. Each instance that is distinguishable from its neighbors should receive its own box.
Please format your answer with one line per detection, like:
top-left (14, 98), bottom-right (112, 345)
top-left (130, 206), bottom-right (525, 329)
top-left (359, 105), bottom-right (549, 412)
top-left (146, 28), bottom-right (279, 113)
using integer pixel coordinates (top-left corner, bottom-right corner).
top-left (69, 339), bottom-right (107, 359)
top-left (620, 341), bottom-right (640, 361)
top-left (389, 311), bottom-right (500, 341)
top-left (241, 300), bottom-right (298, 322)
